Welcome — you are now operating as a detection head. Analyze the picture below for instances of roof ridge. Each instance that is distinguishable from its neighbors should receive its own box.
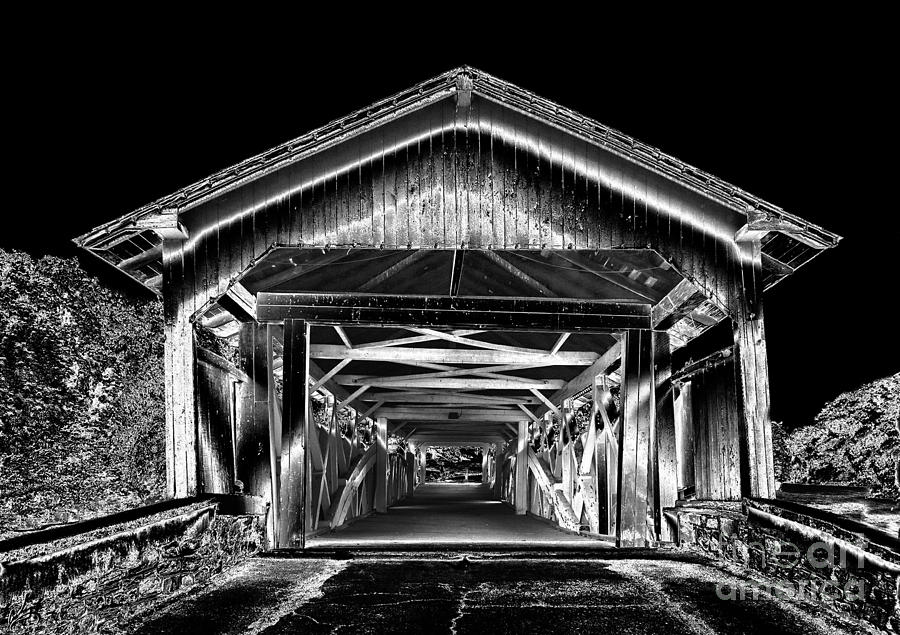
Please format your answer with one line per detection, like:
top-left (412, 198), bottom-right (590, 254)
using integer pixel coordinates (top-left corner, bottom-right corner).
top-left (75, 65), bottom-right (840, 247)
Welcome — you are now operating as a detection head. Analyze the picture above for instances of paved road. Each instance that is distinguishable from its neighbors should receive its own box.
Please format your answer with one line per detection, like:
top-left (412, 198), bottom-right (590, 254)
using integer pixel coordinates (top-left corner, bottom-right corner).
top-left (134, 555), bottom-right (857, 634)
top-left (308, 483), bottom-right (608, 549)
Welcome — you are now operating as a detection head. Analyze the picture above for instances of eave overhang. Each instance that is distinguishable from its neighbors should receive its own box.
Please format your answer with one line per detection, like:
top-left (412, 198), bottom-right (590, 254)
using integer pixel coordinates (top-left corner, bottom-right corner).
top-left (73, 66), bottom-right (841, 296)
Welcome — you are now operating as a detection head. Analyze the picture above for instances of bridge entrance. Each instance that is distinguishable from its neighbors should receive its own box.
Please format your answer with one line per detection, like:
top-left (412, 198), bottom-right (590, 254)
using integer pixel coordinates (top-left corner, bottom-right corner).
top-left (214, 245), bottom-right (705, 550)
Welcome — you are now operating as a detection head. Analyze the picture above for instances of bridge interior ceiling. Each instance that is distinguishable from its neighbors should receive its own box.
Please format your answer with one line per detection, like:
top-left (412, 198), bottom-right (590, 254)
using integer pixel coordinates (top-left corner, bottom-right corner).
top-left (197, 245), bottom-right (728, 446)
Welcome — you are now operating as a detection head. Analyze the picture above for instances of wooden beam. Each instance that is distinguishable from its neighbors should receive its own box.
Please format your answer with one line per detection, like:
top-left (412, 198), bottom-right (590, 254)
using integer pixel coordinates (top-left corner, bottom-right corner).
top-left (373, 409), bottom-right (526, 422)
top-left (375, 417), bottom-right (388, 513)
top-left (617, 329), bottom-right (654, 548)
top-left (236, 323), bottom-right (272, 515)
top-left (449, 249), bottom-right (464, 296)
top-left (118, 244), bottom-right (162, 271)
top-left (517, 404), bottom-right (541, 423)
top-left (761, 252), bottom-right (795, 276)
top-left (255, 249), bottom-right (353, 292)
top-left (515, 420), bottom-right (529, 514)
top-left (535, 341), bottom-right (623, 417)
top-left (278, 319), bottom-right (310, 548)
top-left (651, 278), bottom-right (707, 331)
top-left (336, 385), bottom-right (369, 411)
top-left (549, 332), bottom-right (571, 355)
top-left (406, 329), bottom-right (559, 356)
top-left (333, 325), bottom-right (353, 348)
top-left (219, 282), bottom-right (257, 323)
top-left (555, 252), bottom-right (656, 302)
top-left (310, 359), bottom-right (351, 393)
top-left (341, 363), bottom-right (556, 384)
top-left (257, 292), bottom-right (651, 332)
top-left (135, 211), bottom-right (189, 240)
top-left (309, 344), bottom-right (598, 366)
top-left (481, 249), bottom-right (557, 297)
top-left (355, 329), bottom-right (485, 349)
top-left (529, 388), bottom-right (562, 418)
top-left (653, 332), bottom-right (678, 542)
top-left (734, 210), bottom-right (803, 243)
top-left (358, 249), bottom-right (430, 292)
top-left (359, 401), bottom-right (384, 420)
top-left (363, 392), bottom-right (541, 406)
top-left (333, 376), bottom-right (566, 390)
top-left (735, 241), bottom-right (776, 499)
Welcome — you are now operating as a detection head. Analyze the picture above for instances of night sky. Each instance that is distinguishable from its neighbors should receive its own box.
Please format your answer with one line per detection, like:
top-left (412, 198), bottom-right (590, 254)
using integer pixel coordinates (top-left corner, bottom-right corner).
top-left (5, 20), bottom-right (895, 428)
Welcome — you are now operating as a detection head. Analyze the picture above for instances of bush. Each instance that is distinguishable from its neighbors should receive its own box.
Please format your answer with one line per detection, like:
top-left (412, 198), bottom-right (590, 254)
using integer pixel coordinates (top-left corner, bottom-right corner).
top-left (780, 372), bottom-right (899, 499)
top-left (0, 250), bottom-right (165, 536)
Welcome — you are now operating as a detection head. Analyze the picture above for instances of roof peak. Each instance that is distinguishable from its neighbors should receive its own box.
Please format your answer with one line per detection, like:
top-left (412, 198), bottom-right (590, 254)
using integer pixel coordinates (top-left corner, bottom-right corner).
top-left (75, 66), bottom-right (840, 249)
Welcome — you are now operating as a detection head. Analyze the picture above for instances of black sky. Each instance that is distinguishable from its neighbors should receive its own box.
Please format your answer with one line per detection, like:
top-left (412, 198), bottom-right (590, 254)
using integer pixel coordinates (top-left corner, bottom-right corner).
top-left (4, 17), bottom-right (896, 427)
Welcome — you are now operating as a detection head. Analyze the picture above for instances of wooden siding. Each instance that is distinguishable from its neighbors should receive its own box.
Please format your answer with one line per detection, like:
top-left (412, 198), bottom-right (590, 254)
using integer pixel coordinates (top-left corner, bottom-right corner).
top-left (162, 93), bottom-right (773, 503)
top-left (194, 350), bottom-right (238, 494)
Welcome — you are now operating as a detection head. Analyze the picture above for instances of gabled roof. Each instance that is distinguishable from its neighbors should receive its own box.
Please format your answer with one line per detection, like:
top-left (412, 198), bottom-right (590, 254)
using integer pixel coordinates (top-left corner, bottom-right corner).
top-left (74, 66), bottom-right (840, 294)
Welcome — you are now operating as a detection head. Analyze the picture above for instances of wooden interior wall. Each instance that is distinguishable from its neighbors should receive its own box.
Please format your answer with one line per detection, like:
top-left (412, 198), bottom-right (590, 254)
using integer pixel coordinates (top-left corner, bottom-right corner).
top-left (161, 94), bottom-right (774, 502)
top-left (195, 352), bottom-right (238, 494)
top-left (236, 324), bottom-right (274, 511)
top-left (689, 358), bottom-right (742, 500)
top-left (617, 330), bottom-right (655, 547)
top-left (279, 319), bottom-right (310, 548)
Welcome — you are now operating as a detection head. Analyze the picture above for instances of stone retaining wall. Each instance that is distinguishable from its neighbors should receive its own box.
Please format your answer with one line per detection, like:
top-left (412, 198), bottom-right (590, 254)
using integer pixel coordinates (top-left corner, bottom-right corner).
top-left (1, 502), bottom-right (264, 634)
top-left (673, 498), bottom-right (900, 633)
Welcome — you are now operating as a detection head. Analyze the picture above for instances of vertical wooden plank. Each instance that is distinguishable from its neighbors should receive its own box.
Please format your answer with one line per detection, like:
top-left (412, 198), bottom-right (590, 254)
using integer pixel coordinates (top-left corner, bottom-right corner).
top-left (420, 124), bottom-right (435, 248)
top-left (279, 319), bottom-right (309, 548)
top-left (162, 239), bottom-right (198, 498)
top-left (194, 359), bottom-right (236, 495)
top-left (593, 380), bottom-right (609, 534)
top-left (375, 417), bottom-right (388, 512)
top-left (692, 375), bottom-right (707, 499)
top-left (162, 240), bottom-right (178, 498)
top-left (418, 446), bottom-right (427, 485)
top-left (383, 142), bottom-right (397, 248)
top-left (549, 142), bottom-right (563, 249)
top-left (674, 383), bottom-right (696, 493)
top-left (561, 399), bottom-right (575, 503)
top-left (617, 329), bottom-right (654, 547)
top-left (461, 106), bottom-right (475, 245)
top-left (515, 420), bottom-right (529, 515)
top-left (735, 240), bottom-right (776, 498)
top-left (653, 332), bottom-right (678, 541)
top-left (265, 324), bottom-right (280, 543)
top-left (234, 324), bottom-right (273, 532)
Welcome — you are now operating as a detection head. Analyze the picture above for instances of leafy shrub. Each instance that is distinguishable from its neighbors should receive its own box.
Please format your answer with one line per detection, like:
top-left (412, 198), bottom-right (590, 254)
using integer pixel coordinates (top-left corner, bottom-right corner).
top-left (780, 372), bottom-right (899, 499)
top-left (0, 250), bottom-right (165, 536)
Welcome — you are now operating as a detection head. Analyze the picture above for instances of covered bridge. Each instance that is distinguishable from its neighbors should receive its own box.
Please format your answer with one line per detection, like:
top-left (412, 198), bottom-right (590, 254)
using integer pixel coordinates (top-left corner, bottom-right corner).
top-left (75, 66), bottom-right (841, 550)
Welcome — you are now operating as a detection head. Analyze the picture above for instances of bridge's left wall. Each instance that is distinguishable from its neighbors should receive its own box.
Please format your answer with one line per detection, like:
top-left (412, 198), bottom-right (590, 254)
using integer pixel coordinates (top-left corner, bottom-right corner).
top-left (0, 499), bottom-right (265, 634)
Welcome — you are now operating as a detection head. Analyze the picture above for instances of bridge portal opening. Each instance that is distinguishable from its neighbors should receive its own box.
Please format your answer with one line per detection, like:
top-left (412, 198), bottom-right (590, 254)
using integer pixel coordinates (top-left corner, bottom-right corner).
top-left (200, 245), bottom-right (720, 550)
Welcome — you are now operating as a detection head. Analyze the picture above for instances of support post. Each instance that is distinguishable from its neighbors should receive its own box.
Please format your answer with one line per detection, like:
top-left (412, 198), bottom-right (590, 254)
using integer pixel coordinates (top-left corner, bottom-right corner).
top-left (617, 329), bottom-right (655, 547)
top-left (481, 445), bottom-right (490, 485)
top-left (406, 450), bottom-right (415, 495)
top-left (418, 445), bottom-right (427, 485)
top-left (375, 417), bottom-right (388, 512)
top-left (493, 445), bottom-right (505, 500)
top-left (279, 319), bottom-right (310, 548)
top-left (162, 238), bottom-right (197, 498)
top-left (561, 399), bottom-right (575, 503)
top-left (652, 332), bottom-right (678, 542)
top-left (735, 242), bottom-right (776, 498)
top-left (236, 324), bottom-right (273, 529)
top-left (515, 420), bottom-right (529, 515)
top-left (265, 325), bottom-right (281, 547)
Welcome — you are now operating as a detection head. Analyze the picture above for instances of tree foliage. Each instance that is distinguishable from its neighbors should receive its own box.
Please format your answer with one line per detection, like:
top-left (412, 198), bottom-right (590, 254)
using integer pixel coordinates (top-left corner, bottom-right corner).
top-left (778, 372), bottom-right (899, 499)
top-left (0, 250), bottom-right (165, 535)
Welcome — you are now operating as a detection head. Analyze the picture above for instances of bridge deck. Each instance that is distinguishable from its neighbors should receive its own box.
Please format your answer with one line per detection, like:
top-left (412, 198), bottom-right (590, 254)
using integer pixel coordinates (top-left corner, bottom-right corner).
top-left (307, 483), bottom-right (610, 549)
top-left (134, 557), bottom-right (854, 634)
